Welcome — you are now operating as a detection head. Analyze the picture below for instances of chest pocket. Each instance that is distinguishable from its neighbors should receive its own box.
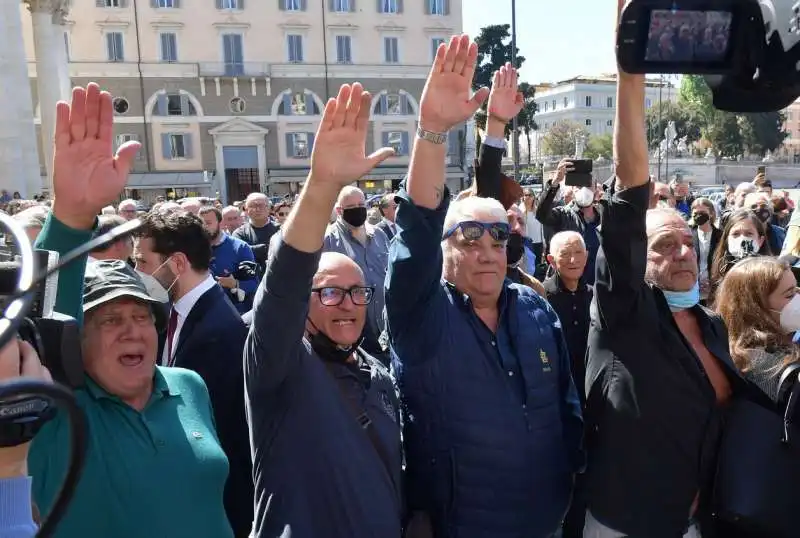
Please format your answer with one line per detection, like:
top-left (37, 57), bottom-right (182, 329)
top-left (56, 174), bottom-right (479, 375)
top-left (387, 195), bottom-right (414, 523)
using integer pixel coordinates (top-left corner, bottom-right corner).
top-left (516, 305), bottom-right (562, 410)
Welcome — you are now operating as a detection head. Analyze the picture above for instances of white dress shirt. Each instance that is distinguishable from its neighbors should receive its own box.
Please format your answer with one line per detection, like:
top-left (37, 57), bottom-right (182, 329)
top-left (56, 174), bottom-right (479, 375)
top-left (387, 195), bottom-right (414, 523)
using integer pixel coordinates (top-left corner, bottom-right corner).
top-left (162, 274), bottom-right (217, 366)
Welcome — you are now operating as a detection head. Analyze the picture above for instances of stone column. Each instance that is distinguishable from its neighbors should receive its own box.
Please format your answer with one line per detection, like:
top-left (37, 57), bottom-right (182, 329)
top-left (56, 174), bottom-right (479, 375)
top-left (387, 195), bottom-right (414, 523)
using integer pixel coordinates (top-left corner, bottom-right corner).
top-left (27, 0), bottom-right (70, 194)
top-left (0, 1), bottom-right (41, 198)
top-left (52, 4), bottom-right (71, 102)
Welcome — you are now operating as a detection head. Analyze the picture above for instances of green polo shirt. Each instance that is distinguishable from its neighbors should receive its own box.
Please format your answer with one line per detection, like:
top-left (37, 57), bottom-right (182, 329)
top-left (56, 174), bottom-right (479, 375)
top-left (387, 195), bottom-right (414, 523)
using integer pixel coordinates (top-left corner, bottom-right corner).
top-left (29, 214), bottom-right (234, 538)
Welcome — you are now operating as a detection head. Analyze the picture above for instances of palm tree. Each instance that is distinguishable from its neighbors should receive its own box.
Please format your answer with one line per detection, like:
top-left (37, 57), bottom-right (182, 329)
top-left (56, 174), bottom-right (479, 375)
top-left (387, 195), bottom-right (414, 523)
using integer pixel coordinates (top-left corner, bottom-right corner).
top-left (517, 82), bottom-right (538, 166)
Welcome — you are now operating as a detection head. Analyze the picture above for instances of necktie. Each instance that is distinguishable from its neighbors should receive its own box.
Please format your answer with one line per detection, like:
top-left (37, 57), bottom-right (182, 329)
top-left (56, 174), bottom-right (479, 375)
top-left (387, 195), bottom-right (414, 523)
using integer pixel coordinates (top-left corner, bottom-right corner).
top-left (166, 308), bottom-right (178, 366)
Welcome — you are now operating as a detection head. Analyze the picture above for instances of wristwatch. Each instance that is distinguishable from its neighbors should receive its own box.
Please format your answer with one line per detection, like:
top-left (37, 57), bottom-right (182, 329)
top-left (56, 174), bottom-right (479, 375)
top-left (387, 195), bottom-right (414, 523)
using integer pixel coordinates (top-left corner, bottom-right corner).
top-left (416, 125), bottom-right (448, 145)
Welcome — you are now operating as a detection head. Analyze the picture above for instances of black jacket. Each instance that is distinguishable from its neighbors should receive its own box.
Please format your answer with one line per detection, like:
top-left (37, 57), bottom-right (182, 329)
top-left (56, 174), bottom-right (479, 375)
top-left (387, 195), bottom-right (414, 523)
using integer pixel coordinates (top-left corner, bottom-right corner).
top-left (584, 180), bottom-right (745, 537)
top-left (166, 284), bottom-right (254, 537)
top-left (691, 225), bottom-right (722, 274)
top-left (376, 219), bottom-right (396, 241)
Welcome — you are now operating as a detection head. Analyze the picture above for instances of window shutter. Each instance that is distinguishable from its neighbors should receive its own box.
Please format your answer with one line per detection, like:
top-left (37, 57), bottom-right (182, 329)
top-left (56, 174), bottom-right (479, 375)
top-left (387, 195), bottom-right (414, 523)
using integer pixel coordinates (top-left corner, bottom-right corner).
top-left (400, 93), bottom-right (409, 114)
top-left (282, 93), bottom-right (293, 115)
top-left (424, 0), bottom-right (430, 14)
top-left (328, 0), bottom-right (334, 9)
top-left (381, 132), bottom-right (389, 147)
top-left (296, 35), bottom-right (303, 61)
top-left (300, 0), bottom-right (307, 10)
top-left (278, 0), bottom-right (285, 10)
top-left (239, 0), bottom-right (244, 8)
top-left (304, 91), bottom-right (314, 114)
top-left (307, 133), bottom-right (315, 154)
top-left (156, 93), bottom-right (167, 115)
top-left (234, 34), bottom-right (244, 64)
top-left (285, 133), bottom-right (295, 156)
top-left (216, 0), bottom-right (223, 8)
top-left (105, 33), bottom-right (114, 59)
top-left (397, 0), bottom-right (403, 12)
top-left (120, 0), bottom-right (129, 5)
top-left (400, 132), bottom-right (409, 155)
top-left (96, 0), bottom-right (106, 6)
top-left (150, 0), bottom-right (158, 7)
top-left (379, 94), bottom-right (387, 115)
top-left (376, 0), bottom-right (381, 12)
top-left (350, 0), bottom-right (356, 11)
top-left (448, 131), bottom-right (457, 155)
top-left (179, 94), bottom-right (190, 115)
top-left (161, 134), bottom-right (172, 159)
top-left (443, 0), bottom-right (449, 14)
top-left (183, 134), bottom-right (193, 158)
top-left (115, 33), bottom-right (124, 60)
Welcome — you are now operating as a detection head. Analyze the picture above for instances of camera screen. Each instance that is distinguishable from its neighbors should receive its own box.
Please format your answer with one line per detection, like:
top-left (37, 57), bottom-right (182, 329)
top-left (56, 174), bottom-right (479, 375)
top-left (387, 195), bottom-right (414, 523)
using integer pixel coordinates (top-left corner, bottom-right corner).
top-left (644, 10), bottom-right (733, 63)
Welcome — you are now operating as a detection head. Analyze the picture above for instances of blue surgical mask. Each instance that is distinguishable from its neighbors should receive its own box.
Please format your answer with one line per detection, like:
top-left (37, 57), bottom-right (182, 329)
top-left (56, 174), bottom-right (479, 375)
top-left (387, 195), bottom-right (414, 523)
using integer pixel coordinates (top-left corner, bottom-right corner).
top-left (661, 281), bottom-right (700, 312)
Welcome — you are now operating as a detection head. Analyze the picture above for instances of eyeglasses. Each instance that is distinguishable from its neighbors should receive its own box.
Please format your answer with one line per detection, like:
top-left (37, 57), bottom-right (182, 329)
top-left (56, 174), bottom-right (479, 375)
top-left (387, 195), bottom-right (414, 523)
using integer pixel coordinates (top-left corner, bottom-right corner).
top-left (277, 212), bottom-right (289, 217)
top-left (442, 221), bottom-right (510, 241)
top-left (312, 286), bottom-right (374, 306)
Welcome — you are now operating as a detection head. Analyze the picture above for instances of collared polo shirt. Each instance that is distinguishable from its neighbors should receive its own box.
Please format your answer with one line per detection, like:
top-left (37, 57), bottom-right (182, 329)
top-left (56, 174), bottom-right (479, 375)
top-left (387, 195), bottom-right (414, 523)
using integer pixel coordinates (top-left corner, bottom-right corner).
top-left (28, 367), bottom-right (233, 538)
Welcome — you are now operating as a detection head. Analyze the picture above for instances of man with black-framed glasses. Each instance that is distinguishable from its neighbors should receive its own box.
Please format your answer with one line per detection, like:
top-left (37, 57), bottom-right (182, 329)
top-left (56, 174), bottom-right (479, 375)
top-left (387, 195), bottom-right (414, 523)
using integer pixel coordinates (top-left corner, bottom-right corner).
top-left (244, 82), bottom-right (401, 538)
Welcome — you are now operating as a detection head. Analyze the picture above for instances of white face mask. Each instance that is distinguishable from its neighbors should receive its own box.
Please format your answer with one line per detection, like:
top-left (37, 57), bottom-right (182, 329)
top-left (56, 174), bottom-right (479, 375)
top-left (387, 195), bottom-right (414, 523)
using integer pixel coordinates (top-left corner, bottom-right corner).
top-left (777, 294), bottom-right (800, 333)
top-left (135, 270), bottom-right (170, 303)
top-left (727, 236), bottom-right (757, 259)
top-left (573, 187), bottom-right (594, 208)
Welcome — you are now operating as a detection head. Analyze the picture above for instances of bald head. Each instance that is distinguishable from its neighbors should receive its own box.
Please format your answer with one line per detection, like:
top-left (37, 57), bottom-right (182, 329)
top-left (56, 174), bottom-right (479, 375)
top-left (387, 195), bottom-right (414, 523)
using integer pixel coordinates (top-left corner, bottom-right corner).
top-left (313, 252), bottom-right (365, 287)
top-left (734, 182), bottom-right (756, 207)
top-left (336, 186), bottom-right (365, 209)
top-left (646, 207), bottom-right (689, 239)
top-left (550, 231), bottom-right (585, 256)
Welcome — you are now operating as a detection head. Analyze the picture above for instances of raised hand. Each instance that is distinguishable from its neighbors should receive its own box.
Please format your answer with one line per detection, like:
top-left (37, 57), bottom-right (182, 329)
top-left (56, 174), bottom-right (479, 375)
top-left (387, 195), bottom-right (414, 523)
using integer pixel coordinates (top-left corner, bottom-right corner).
top-left (310, 83), bottom-right (394, 187)
top-left (419, 34), bottom-right (490, 134)
top-left (487, 62), bottom-right (523, 123)
top-left (52, 83), bottom-right (141, 229)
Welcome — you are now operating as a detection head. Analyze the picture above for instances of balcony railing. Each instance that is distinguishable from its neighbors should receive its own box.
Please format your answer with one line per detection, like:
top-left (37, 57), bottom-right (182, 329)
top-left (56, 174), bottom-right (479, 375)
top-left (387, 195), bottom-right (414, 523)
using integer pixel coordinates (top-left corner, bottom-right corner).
top-left (198, 62), bottom-right (270, 77)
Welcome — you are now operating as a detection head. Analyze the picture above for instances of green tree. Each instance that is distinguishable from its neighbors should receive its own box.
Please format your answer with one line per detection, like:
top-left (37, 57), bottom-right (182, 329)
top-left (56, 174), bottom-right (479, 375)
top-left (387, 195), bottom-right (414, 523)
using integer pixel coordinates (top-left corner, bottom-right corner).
top-left (706, 112), bottom-right (743, 159)
top-left (517, 82), bottom-right (538, 165)
top-left (645, 100), bottom-right (703, 151)
top-left (678, 75), bottom-right (715, 122)
top-left (541, 121), bottom-right (588, 157)
top-left (583, 134), bottom-right (613, 161)
top-left (738, 112), bottom-right (788, 156)
top-left (472, 24), bottom-right (526, 138)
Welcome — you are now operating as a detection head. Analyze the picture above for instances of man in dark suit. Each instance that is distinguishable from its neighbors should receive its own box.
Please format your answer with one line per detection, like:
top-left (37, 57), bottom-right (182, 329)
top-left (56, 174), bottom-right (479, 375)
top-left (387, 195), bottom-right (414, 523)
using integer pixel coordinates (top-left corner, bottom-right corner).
top-left (690, 199), bottom-right (722, 303)
top-left (134, 211), bottom-right (253, 537)
top-left (375, 192), bottom-right (397, 241)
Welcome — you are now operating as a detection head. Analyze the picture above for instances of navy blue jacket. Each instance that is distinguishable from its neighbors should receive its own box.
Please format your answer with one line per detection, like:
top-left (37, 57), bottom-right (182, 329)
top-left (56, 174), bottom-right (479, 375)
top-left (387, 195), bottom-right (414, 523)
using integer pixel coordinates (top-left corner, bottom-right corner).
top-left (168, 284), bottom-right (253, 538)
top-left (385, 189), bottom-right (584, 538)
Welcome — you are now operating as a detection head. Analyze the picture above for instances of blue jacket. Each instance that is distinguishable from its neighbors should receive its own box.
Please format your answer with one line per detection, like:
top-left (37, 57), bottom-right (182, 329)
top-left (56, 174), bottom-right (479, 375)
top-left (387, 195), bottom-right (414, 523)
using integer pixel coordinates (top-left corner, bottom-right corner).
top-left (211, 234), bottom-right (258, 313)
top-left (385, 189), bottom-right (584, 538)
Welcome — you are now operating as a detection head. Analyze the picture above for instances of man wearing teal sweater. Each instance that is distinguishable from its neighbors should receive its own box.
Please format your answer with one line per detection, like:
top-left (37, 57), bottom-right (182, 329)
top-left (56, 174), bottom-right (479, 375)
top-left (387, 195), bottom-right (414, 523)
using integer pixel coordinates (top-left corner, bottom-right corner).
top-left (26, 83), bottom-right (234, 538)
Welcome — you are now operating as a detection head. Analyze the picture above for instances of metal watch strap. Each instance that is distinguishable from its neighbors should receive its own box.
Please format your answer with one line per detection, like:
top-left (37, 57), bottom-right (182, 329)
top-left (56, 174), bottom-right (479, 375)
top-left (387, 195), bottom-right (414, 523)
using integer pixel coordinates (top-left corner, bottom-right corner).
top-left (416, 125), bottom-right (448, 145)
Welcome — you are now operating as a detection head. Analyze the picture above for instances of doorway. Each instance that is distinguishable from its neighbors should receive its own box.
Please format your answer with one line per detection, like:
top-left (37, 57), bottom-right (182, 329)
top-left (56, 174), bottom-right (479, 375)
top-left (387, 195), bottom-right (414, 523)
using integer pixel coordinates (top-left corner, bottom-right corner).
top-left (223, 145), bottom-right (260, 203)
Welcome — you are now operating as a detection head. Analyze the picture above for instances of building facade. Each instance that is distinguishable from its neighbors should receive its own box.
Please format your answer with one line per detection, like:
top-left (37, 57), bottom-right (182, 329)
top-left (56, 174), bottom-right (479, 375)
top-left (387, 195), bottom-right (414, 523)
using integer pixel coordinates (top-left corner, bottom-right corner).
top-left (531, 75), bottom-right (675, 158)
top-left (19, 0), bottom-right (466, 203)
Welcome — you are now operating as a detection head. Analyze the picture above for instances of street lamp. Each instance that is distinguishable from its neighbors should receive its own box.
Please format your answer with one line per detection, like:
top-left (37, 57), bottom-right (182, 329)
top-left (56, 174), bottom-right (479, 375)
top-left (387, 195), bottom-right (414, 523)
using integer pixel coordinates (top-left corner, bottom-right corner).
top-left (511, 0), bottom-right (520, 181)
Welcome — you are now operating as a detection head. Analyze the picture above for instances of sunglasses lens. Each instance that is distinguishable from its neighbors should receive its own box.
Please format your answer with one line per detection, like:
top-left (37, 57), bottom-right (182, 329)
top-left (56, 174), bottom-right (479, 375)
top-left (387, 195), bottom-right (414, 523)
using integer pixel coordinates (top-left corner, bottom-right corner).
top-left (490, 224), bottom-right (510, 241)
top-left (460, 222), bottom-right (484, 241)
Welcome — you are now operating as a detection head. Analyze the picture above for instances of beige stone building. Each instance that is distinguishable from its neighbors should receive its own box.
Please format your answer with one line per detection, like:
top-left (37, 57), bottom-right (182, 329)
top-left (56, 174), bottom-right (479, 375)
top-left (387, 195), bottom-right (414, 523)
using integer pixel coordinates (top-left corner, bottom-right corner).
top-left (17, 0), bottom-right (466, 203)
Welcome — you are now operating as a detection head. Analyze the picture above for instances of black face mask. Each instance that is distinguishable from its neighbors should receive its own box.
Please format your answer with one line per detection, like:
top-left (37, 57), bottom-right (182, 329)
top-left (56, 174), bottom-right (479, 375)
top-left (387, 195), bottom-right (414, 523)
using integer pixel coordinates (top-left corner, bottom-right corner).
top-left (693, 213), bottom-right (710, 226)
top-left (756, 207), bottom-right (772, 223)
top-left (342, 207), bottom-right (368, 227)
top-left (506, 233), bottom-right (525, 266)
top-left (307, 318), bottom-right (361, 363)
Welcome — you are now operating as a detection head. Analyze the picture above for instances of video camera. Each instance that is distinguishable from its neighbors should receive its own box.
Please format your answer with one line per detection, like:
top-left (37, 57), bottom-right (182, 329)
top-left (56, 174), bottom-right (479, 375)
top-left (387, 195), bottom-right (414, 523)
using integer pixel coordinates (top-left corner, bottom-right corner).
top-left (616, 0), bottom-right (800, 112)
top-left (0, 249), bottom-right (83, 389)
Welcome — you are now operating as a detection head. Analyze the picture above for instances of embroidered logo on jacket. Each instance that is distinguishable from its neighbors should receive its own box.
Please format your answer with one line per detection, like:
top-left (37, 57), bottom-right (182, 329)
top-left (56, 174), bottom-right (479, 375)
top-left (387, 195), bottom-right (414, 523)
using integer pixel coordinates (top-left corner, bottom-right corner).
top-left (540, 349), bottom-right (552, 373)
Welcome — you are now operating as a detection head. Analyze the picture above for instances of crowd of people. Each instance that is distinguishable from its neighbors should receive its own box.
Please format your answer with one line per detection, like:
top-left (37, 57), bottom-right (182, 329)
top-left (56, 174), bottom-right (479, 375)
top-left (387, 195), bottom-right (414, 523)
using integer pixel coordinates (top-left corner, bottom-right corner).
top-left (0, 2), bottom-right (799, 537)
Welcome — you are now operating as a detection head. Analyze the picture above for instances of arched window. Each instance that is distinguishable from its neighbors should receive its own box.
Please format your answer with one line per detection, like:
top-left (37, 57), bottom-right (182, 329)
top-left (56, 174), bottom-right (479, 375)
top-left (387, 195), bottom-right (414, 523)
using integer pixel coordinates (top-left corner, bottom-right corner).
top-left (277, 90), bottom-right (321, 116)
top-left (150, 90), bottom-right (199, 117)
top-left (373, 90), bottom-right (415, 116)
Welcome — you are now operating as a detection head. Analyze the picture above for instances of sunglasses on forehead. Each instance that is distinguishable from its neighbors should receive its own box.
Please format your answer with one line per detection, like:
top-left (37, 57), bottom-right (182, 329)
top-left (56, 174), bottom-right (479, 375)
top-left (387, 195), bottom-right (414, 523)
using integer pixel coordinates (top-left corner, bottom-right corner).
top-left (442, 220), bottom-right (510, 241)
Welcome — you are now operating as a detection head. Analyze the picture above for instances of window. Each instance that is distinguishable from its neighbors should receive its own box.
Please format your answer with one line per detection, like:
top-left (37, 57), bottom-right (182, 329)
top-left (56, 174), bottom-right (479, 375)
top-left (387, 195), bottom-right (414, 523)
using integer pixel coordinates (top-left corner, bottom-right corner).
top-left (64, 32), bottom-right (70, 60)
top-left (105, 32), bottom-right (124, 62)
top-left (335, 35), bottom-right (352, 64)
top-left (426, 0), bottom-right (448, 15)
top-left (112, 97), bottom-right (129, 115)
top-left (430, 38), bottom-right (445, 61)
top-left (563, 97), bottom-right (568, 107)
top-left (332, 0), bottom-right (351, 11)
top-left (384, 37), bottom-right (399, 63)
top-left (585, 96), bottom-right (592, 107)
top-left (229, 97), bottom-right (246, 114)
top-left (585, 119), bottom-right (592, 126)
top-left (159, 32), bottom-right (178, 63)
top-left (156, 0), bottom-right (178, 7)
top-left (375, 92), bottom-right (408, 115)
top-left (279, 92), bottom-right (320, 115)
top-left (165, 133), bottom-right (190, 159)
top-left (290, 92), bottom-right (307, 115)
top-left (606, 119), bottom-right (613, 127)
top-left (543, 101), bottom-right (548, 112)
top-left (384, 131), bottom-right (410, 156)
top-left (287, 34), bottom-right (303, 63)
top-left (287, 132), bottom-right (314, 158)
top-left (645, 98), bottom-right (652, 108)
top-left (551, 99), bottom-right (556, 110)
top-left (606, 96), bottom-right (613, 108)
top-left (281, 0), bottom-right (304, 11)
top-left (100, 0), bottom-right (124, 7)
top-left (116, 134), bottom-right (138, 148)
top-left (222, 34), bottom-right (244, 75)
top-left (380, 0), bottom-right (399, 13)
top-left (219, 0), bottom-right (241, 8)
top-left (154, 92), bottom-right (197, 116)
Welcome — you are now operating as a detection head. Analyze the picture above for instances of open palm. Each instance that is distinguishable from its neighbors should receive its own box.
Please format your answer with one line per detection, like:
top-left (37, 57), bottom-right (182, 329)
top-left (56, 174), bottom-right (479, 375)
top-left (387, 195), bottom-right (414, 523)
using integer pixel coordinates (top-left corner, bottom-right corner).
top-left (419, 34), bottom-right (490, 133)
top-left (311, 83), bottom-right (394, 187)
top-left (487, 63), bottom-right (523, 122)
top-left (53, 84), bottom-right (140, 228)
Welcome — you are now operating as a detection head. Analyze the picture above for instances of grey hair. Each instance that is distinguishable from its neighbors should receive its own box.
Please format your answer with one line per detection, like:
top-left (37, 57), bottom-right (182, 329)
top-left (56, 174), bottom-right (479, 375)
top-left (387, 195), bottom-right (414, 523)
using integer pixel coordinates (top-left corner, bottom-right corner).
top-left (549, 231), bottom-right (586, 255)
top-left (645, 207), bottom-right (688, 238)
top-left (13, 205), bottom-right (49, 230)
top-left (442, 196), bottom-right (507, 237)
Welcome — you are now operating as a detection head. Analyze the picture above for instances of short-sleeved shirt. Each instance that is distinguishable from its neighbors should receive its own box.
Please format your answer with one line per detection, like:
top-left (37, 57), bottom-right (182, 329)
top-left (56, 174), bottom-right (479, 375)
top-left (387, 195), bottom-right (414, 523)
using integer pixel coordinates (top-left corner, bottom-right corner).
top-left (28, 367), bottom-right (233, 538)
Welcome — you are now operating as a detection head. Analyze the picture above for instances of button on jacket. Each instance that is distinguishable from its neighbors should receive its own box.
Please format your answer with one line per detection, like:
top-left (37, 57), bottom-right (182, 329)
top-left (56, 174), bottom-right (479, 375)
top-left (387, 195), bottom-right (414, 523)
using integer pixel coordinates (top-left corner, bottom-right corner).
top-left (584, 180), bottom-right (745, 537)
top-left (386, 188), bottom-right (583, 538)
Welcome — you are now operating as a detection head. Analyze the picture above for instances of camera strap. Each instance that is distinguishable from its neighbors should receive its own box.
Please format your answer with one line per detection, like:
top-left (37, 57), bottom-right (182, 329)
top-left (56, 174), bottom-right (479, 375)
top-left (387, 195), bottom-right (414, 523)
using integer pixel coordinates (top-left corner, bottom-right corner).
top-left (0, 396), bottom-right (56, 447)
